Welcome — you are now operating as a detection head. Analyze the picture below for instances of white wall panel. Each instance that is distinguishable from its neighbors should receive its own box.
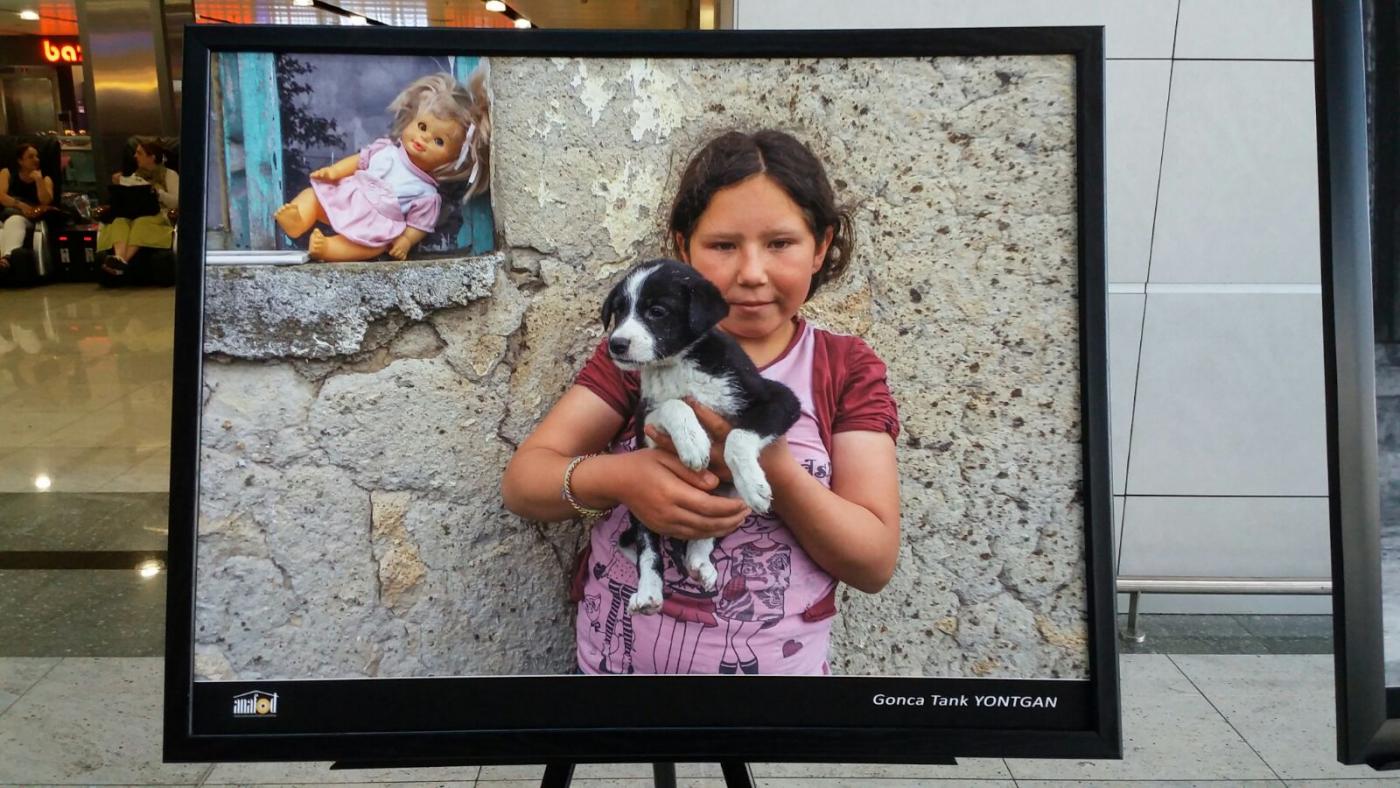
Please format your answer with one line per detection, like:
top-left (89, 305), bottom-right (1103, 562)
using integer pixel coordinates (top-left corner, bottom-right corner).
top-left (1150, 61), bottom-right (1320, 284)
top-left (1106, 60), bottom-right (1173, 284)
top-left (1175, 0), bottom-right (1314, 60)
top-left (732, 0), bottom-right (1180, 59)
top-left (1127, 291), bottom-right (1326, 496)
top-left (1109, 292), bottom-right (1147, 495)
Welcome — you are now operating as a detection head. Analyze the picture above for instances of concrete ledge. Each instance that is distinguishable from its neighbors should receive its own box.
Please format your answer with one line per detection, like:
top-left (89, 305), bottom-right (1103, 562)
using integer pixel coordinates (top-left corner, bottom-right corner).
top-left (203, 253), bottom-right (503, 360)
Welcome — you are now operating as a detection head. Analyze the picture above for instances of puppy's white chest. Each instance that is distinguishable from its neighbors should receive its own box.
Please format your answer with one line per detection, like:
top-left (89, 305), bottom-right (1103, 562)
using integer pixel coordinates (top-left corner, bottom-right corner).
top-left (641, 359), bottom-right (738, 416)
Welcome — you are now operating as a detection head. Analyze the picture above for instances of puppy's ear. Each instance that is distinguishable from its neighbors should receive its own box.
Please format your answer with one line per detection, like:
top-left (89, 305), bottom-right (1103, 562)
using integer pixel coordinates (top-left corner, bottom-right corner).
top-left (688, 276), bottom-right (730, 336)
top-left (602, 278), bottom-right (626, 328)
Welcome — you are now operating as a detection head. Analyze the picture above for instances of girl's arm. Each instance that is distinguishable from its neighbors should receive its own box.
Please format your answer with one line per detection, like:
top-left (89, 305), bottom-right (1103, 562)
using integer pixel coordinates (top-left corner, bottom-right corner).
top-left (310, 153), bottom-right (362, 182)
top-left (761, 431), bottom-right (900, 594)
top-left (501, 386), bottom-right (750, 538)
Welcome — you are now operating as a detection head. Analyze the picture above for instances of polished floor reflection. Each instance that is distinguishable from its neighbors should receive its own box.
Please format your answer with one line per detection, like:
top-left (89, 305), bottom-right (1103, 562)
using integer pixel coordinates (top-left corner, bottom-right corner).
top-left (0, 284), bottom-right (173, 494)
top-left (0, 284), bottom-right (173, 663)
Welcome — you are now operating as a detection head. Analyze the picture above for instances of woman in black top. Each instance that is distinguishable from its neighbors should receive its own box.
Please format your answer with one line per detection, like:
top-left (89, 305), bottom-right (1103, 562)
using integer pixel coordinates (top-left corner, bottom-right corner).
top-left (0, 142), bottom-right (55, 284)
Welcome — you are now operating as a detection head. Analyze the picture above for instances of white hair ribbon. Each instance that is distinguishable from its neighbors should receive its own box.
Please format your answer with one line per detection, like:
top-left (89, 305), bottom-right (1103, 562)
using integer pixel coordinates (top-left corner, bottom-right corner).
top-left (452, 122), bottom-right (476, 173)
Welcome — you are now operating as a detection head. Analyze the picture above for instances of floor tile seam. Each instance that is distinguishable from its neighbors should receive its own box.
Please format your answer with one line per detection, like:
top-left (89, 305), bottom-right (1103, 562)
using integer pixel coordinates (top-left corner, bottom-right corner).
top-left (195, 761), bottom-right (219, 785)
top-left (0, 654), bottom-right (65, 722)
top-left (9, 407), bottom-right (93, 450)
top-left (1165, 653), bottom-right (1286, 782)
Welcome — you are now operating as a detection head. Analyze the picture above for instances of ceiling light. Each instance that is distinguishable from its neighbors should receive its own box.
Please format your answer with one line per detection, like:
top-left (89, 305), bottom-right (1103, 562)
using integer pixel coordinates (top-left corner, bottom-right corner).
top-left (292, 0), bottom-right (313, 7)
top-left (514, 17), bottom-right (531, 28)
top-left (484, 0), bottom-right (506, 11)
top-left (346, 13), bottom-right (367, 24)
top-left (19, 9), bottom-right (40, 20)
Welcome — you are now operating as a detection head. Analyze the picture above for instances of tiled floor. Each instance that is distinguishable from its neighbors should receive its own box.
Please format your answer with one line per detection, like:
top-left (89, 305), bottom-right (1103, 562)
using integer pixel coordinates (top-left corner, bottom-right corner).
top-left (0, 284), bottom-right (1391, 786)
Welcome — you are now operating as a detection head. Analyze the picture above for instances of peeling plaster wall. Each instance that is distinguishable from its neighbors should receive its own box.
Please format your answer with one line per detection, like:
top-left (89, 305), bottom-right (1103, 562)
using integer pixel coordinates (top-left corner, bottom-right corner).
top-left (195, 55), bottom-right (1087, 681)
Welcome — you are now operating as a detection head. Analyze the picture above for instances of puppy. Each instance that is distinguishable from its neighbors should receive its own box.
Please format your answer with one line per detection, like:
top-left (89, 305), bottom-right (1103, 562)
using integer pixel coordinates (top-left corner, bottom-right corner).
top-left (602, 259), bottom-right (801, 615)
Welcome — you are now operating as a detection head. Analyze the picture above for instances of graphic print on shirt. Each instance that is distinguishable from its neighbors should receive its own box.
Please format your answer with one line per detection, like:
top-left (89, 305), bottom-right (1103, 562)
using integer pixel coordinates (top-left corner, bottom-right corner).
top-left (714, 512), bottom-right (793, 674)
top-left (593, 531), bottom-right (639, 675)
top-left (649, 537), bottom-right (721, 673)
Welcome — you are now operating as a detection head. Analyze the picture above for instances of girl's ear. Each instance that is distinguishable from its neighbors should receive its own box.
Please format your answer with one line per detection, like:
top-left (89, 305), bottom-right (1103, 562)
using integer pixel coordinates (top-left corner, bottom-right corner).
top-left (812, 226), bottom-right (834, 272)
top-left (674, 232), bottom-right (690, 264)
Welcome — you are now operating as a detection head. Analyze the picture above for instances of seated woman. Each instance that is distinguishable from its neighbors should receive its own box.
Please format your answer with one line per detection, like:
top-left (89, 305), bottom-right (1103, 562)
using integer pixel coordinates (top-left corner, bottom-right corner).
top-left (98, 140), bottom-right (178, 286)
top-left (0, 142), bottom-right (55, 287)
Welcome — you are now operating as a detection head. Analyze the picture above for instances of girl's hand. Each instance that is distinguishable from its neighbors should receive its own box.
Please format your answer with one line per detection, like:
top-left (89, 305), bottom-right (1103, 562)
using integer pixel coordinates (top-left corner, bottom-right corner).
top-left (615, 448), bottom-right (750, 540)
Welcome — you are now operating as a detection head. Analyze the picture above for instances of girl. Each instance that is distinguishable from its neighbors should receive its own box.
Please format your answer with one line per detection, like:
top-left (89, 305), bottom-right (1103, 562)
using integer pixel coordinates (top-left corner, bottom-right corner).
top-left (274, 70), bottom-right (490, 262)
top-left (502, 129), bottom-right (900, 676)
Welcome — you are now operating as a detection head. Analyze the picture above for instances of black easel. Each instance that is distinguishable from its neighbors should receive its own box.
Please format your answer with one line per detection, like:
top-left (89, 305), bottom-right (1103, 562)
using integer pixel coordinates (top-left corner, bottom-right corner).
top-left (541, 761), bottom-right (755, 788)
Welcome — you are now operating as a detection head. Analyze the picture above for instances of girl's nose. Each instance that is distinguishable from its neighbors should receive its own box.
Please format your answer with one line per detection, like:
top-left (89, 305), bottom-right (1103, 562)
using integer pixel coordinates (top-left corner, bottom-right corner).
top-left (736, 245), bottom-right (767, 285)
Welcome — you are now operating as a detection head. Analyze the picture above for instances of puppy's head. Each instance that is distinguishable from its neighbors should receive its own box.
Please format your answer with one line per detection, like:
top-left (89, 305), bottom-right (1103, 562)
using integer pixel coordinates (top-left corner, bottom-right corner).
top-left (601, 259), bottom-right (728, 369)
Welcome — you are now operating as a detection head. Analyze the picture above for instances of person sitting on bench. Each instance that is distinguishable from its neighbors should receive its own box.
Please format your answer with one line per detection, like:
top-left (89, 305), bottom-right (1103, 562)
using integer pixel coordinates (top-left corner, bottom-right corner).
top-left (97, 140), bottom-right (178, 287)
top-left (0, 142), bottom-right (55, 287)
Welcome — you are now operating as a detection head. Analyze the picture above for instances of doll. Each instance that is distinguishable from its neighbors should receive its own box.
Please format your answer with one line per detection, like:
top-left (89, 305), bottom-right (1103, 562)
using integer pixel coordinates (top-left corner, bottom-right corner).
top-left (274, 68), bottom-right (491, 262)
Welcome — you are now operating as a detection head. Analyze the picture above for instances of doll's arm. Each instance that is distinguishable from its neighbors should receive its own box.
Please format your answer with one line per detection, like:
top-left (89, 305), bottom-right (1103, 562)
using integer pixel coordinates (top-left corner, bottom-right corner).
top-left (310, 153), bottom-right (362, 183)
top-left (388, 226), bottom-right (428, 260)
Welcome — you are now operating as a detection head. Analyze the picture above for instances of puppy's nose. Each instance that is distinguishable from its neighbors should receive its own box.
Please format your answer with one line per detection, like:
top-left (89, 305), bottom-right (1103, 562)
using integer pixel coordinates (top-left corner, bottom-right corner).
top-left (608, 337), bottom-right (630, 357)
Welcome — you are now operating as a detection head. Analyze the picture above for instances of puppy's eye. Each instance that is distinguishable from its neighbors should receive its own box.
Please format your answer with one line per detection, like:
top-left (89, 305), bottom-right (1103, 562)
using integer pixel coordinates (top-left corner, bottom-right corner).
top-left (646, 305), bottom-right (668, 320)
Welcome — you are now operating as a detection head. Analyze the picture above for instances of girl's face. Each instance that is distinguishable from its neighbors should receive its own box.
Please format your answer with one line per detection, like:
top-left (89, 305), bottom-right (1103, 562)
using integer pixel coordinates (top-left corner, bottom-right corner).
top-left (18, 146), bottom-right (39, 173)
top-left (402, 109), bottom-right (466, 173)
top-left (679, 174), bottom-right (832, 346)
top-left (134, 145), bottom-right (155, 170)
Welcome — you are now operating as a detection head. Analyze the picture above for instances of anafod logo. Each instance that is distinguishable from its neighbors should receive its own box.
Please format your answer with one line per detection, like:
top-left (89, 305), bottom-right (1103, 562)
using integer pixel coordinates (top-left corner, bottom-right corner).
top-left (232, 690), bottom-right (279, 718)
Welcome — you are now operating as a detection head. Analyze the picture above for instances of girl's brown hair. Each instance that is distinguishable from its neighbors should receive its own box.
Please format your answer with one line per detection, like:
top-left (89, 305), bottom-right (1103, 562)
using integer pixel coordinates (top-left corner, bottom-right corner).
top-left (668, 129), bottom-right (854, 302)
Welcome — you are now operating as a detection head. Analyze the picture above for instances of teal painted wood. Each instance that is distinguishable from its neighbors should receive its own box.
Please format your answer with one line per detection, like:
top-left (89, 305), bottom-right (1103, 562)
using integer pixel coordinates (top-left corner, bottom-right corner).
top-left (218, 55), bottom-right (249, 248)
top-left (453, 56), bottom-right (495, 254)
top-left (236, 52), bottom-right (284, 250)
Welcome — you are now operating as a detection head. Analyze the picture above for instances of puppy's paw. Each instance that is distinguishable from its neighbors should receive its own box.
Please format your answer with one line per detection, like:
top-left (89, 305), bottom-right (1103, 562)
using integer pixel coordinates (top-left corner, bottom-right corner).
top-left (670, 426), bottom-right (712, 472)
top-left (733, 469), bottom-right (773, 514)
top-left (687, 559), bottom-right (719, 591)
top-left (627, 589), bottom-right (663, 615)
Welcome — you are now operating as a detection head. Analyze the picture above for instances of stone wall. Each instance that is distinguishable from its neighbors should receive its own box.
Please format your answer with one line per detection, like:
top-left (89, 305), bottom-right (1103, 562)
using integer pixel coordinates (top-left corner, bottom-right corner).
top-left (195, 54), bottom-right (1087, 681)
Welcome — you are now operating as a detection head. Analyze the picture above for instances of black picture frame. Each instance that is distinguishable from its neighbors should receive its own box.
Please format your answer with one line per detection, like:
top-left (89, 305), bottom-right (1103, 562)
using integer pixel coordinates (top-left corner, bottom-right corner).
top-left (165, 23), bottom-right (1118, 766)
top-left (1328, 0), bottom-right (1400, 768)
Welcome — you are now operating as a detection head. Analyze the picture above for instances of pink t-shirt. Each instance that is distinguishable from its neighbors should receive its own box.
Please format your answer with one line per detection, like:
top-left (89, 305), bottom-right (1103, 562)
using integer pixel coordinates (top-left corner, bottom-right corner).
top-left (572, 318), bottom-right (899, 676)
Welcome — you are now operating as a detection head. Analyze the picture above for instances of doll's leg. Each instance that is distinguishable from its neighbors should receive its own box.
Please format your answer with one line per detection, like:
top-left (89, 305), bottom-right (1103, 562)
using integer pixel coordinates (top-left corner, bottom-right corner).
top-left (307, 229), bottom-right (387, 262)
top-left (274, 188), bottom-right (322, 239)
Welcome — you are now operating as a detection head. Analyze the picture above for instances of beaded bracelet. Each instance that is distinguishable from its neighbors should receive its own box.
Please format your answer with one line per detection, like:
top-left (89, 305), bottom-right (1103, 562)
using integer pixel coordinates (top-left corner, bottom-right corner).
top-left (562, 453), bottom-right (611, 522)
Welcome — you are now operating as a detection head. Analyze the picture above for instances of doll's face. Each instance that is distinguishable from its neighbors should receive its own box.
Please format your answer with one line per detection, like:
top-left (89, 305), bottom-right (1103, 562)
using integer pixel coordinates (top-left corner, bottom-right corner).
top-left (401, 108), bottom-right (466, 173)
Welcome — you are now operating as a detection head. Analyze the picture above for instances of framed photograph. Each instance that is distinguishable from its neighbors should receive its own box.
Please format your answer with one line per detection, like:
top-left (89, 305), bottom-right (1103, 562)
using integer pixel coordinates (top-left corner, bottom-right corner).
top-left (166, 24), bottom-right (1118, 764)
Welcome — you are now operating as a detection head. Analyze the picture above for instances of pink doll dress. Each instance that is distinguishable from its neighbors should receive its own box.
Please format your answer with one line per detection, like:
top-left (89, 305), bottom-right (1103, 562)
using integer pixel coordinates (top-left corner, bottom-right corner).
top-left (310, 138), bottom-right (443, 248)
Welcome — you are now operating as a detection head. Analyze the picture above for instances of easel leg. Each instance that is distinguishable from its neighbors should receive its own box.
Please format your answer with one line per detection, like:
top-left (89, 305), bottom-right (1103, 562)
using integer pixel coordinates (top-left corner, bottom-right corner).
top-left (719, 761), bottom-right (755, 788)
top-left (652, 762), bottom-right (677, 788)
top-left (540, 762), bottom-right (574, 788)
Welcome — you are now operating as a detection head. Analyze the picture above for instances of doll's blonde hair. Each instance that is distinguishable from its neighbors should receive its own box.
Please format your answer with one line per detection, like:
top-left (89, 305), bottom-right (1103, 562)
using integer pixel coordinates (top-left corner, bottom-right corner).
top-left (388, 66), bottom-right (492, 199)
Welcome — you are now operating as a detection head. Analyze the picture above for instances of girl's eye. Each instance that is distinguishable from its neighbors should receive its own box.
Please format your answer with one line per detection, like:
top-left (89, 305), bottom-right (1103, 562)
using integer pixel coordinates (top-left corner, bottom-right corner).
top-left (418, 122), bottom-right (427, 131)
top-left (646, 305), bottom-right (668, 320)
top-left (770, 239), bottom-right (794, 249)
top-left (434, 137), bottom-right (444, 146)
top-left (709, 242), bottom-right (735, 251)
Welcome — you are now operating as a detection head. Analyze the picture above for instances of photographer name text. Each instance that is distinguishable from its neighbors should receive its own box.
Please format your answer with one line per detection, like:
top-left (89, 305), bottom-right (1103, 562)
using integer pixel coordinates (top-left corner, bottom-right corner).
top-left (871, 693), bottom-right (1058, 709)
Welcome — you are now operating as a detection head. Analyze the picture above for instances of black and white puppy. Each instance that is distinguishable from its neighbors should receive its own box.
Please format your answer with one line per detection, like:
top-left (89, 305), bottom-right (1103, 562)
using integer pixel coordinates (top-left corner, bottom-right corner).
top-left (602, 258), bottom-right (801, 615)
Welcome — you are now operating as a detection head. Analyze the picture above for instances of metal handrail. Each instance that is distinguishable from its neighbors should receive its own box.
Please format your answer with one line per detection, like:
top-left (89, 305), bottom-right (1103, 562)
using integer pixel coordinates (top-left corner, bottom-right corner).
top-left (1115, 575), bottom-right (1332, 644)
